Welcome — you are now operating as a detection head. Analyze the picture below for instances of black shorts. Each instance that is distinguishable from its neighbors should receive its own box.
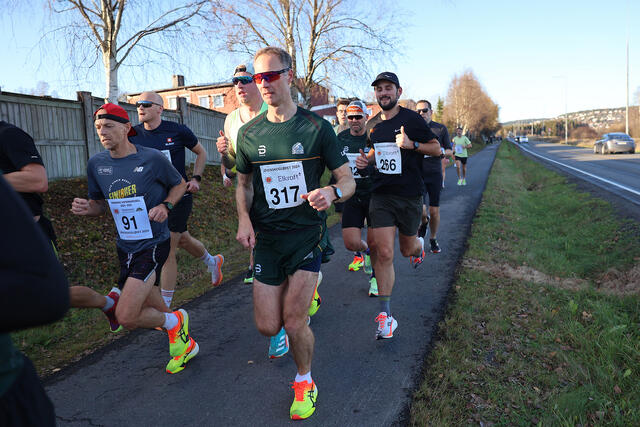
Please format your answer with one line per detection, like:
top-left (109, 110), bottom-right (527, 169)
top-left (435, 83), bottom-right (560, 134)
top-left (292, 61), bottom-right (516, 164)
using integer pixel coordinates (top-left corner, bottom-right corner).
top-left (0, 355), bottom-right (56, 427)
top-left (37, 215), bottom-right (58, 254)
top-left (369, 193), bottom-right (422, 236)
top-left (168, 194), bottom-right (192, 233)
top-left (455, 156), bottom-right (468, 165)
top-left (334, 201), bottom-right (344, 213)
top-left (341, 192), bottom-right (370, 229)
top-left (116, 239), bottom-right (170, 289)
top-left (422, 173), bottom-right (442, 207)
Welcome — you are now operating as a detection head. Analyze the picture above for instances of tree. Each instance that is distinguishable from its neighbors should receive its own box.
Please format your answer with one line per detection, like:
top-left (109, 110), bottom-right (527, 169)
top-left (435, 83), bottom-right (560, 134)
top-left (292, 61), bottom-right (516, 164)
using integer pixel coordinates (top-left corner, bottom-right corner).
top-left (443, 69), bottom-right (499, 138)
top-left (433, 96), bottom-right (444, 122)
top-left (209, 0), bottom-right (400, 107)
top-left (46, 0), bottom-right (207, 103)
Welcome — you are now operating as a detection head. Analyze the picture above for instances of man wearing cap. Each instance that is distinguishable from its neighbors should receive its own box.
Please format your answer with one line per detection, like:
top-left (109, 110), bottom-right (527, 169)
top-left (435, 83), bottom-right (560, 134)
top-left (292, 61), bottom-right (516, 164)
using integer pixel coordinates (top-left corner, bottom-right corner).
top-left (235, 46), bottom-right (355, 420)
top-left (130, 92), bottom-right (224, 310)
top-left (415, 99), bottom-right (453, 254)
top-left (71, 103), bottom-right (199, 374)
top-left (338, 100), bottom-right (377, 295)
top-left (356, 72), bottom-right (441, 340)
top-left (452, 127), bottom-right (472, 185)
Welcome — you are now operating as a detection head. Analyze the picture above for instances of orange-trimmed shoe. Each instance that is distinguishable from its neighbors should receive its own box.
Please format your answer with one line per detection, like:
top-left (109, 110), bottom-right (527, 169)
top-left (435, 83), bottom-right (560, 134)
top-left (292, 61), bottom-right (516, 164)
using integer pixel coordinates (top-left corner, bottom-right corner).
top-left (166, 336), bottom-right (199, 374)
top-left (207, 254), bottom-right (224, 287)
top-left (166, 309), bottom-right (190, 357)
top-left (375, 312), bottom-right (398, 339)
top-left (290, 380), bottom-right (318, 420)
top-left (348, 255), bottom-right (364, 271)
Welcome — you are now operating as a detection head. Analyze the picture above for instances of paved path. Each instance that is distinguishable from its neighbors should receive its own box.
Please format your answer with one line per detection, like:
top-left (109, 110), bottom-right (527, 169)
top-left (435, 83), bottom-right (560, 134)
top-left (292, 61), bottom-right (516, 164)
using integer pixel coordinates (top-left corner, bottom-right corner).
top-left (46, 143), bottom-right (500, 427)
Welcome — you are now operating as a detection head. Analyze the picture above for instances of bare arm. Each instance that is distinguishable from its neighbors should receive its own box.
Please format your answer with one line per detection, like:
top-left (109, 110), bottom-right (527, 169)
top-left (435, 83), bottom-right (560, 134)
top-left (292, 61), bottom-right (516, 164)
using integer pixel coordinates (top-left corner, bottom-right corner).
top-left (235, 171), bottom-right (255, 249)
top-left (302, 163), bottom-right (355, 211)
top-left (186, 143), bottom-right (207, 193)
top-left (71, 198), bottom-right (107, 217)
top-left (4, 163), bottom-right (48, 193)
top-left (148, 179), bottom-right (187, 223)
top-left (217, 116), bottom-right (237, 170)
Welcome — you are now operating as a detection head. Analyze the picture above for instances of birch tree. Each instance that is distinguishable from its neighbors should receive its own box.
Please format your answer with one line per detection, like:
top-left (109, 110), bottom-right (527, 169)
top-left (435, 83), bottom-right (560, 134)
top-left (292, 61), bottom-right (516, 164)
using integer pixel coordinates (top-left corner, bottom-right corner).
top-left (47, 0), bottom-right (206, 103)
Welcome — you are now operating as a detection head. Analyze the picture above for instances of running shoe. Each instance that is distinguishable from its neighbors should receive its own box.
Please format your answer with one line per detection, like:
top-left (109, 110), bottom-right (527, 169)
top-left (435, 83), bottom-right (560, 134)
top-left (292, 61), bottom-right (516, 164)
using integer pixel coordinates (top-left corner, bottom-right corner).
top-left (308, 271), bottom-right (322, 317)
top-left (166, 336), bottom-right (199, 374)
top-left (363, 254), bottom-right (373, 274)
top-left (418, 215), bottom-right (430, 239)
top-left (290, 380), bottom-right (318, 420)
top-left (429, 238), bottom-right (441, 254)
top-left (268, 327), bottom-right (289, 359)
top-left (368, 277), bottom-right (378, 297)
top-left (409, 237), bottom-right (425, 268)
top-left (167, 309), bottom-right (190, 357)
top-left (457, 179), bottom-right (462, 186)
top-left (104, 288), bottom-right (122, 333)
top-left (243, 267), bottom-right (254, 284)
top-left (207, 254), bottom-right (224, 286)
top-left (462, 178), bottom-right (467, 185)
top-left (375, 312), bottom-right (398, 339)
top-left (348, 254), bottom-right (364, 271)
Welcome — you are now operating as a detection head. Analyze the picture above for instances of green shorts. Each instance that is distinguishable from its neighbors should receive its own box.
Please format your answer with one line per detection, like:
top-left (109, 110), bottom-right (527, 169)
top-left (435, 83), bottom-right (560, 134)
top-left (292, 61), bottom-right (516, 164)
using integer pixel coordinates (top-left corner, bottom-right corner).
top-left (253, 223), bottom-right (328, 286)
top-left (369, 192), bottom-right (422, 236)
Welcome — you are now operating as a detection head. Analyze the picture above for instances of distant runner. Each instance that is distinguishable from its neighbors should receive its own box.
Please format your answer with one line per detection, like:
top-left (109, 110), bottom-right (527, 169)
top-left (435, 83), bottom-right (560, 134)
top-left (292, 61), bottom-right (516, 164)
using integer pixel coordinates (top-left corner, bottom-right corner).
top-left (452, 127), bottom-right (472, 185)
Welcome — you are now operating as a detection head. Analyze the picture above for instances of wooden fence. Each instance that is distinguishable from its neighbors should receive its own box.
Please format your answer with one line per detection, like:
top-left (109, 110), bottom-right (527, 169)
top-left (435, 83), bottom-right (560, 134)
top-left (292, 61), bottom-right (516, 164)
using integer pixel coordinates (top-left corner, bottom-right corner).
top-left (0, 91), bottom-right (225, 180)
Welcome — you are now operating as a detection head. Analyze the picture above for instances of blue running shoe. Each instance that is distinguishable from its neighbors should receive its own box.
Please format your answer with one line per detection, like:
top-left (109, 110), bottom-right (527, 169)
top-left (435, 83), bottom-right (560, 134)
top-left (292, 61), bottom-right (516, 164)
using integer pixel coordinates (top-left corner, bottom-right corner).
top-left (268, 327), bottom-right (289, 359)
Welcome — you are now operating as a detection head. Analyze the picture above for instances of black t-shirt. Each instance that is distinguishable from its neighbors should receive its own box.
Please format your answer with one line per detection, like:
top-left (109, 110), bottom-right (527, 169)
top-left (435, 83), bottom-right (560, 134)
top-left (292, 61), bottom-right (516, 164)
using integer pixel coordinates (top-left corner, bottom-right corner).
top-left (422, 120), bottom-right (451, 174)
top-left (337, 129), bottom-right (372, 196)
top-left (0, 121), bottom-right (45, 216)
top-left (366, 107), bottom-right (437, 197)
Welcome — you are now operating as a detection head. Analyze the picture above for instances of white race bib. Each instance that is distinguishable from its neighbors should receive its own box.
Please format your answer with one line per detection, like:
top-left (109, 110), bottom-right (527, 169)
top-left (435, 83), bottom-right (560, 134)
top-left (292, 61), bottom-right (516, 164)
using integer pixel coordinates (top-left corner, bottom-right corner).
top-left (345, 153), bottom-right (362, 179)
top-left (107, 196), bottom-right (153, 240)
top-left (161, 150), bottom-right (172, 162)
top-left (454, 144), bottom-right (464, 154)
top-left (260, 161), bottom-right (308, 209)
top-left (374, 142), bottom-right (402, 175)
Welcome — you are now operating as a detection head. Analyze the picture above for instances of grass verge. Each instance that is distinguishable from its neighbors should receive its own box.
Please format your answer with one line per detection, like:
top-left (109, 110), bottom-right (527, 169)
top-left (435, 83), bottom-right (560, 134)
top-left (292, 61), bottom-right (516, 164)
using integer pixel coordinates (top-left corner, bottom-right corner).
top-left (411, 141), bottom-right (640, 425)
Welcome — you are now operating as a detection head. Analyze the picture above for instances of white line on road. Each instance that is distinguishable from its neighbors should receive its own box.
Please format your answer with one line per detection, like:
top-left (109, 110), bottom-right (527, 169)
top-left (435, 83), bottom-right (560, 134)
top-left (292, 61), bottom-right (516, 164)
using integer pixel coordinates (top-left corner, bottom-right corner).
top-left (514, 142), bottom-right (640, 198)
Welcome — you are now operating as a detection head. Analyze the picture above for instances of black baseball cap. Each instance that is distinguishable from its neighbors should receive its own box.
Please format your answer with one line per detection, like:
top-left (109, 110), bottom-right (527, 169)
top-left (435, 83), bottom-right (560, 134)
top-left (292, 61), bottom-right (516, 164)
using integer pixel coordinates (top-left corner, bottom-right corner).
top-left (371, 72), bottom-right (400, 88)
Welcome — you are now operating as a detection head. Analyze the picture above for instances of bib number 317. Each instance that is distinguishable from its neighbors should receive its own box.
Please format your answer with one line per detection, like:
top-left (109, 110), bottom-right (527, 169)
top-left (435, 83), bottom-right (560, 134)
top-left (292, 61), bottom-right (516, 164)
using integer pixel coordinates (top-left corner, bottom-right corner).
top-left (260, 161), bottom-right (308, 209)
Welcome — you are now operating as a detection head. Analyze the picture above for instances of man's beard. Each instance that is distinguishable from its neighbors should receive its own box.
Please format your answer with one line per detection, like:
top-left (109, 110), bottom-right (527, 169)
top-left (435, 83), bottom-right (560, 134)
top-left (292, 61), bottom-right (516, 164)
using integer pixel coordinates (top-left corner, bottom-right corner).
top-left (378, 96), bottom-right (398, 111)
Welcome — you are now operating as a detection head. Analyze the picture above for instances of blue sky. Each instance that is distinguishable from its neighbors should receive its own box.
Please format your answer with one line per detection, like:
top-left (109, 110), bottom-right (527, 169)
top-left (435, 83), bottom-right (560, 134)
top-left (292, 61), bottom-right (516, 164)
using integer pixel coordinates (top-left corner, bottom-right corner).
top-left (1, 0), bottom-right (637, 122)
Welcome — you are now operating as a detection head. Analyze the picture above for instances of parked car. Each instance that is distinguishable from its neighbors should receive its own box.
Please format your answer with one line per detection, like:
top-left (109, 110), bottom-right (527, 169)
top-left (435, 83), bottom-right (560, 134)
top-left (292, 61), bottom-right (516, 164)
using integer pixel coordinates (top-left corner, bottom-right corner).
top-left (593, 133), bottom-right (635, 154)
top-left (520, 135), bottom-right (529, 143)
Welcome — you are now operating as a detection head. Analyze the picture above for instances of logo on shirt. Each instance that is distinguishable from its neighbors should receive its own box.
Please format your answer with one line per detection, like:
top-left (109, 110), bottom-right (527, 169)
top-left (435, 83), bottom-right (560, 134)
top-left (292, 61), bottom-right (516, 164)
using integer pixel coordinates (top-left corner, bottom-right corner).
top-left (258, 145), bottom-right (266, 157)
top-left (133, 166), bottom-right (144, 173)
top-left (341, 146), bottom-right (349, 156)
top-left (291, 142), bottom-right (304, 155)
top-left (166, 138), bottom-right (174, 145)
top-left (98, 166), bottom-right (113, 175)
top-left (254, 264), bottom-right (262, 274)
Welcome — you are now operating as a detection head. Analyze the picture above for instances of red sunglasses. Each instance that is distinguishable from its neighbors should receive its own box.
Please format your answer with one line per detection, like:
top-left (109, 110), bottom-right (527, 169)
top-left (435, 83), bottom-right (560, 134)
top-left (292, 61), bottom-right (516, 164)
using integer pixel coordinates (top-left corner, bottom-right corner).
top-left (253, 68), bottom-right (290, 84)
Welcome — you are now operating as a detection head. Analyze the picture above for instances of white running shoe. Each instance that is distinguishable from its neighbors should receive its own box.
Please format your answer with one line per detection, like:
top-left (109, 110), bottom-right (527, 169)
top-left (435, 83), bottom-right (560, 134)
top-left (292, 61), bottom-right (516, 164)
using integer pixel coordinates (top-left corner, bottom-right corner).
top-left (375, 312), bottom-right (397, 339)
top-left (207, 254), bottom-right (224, 287)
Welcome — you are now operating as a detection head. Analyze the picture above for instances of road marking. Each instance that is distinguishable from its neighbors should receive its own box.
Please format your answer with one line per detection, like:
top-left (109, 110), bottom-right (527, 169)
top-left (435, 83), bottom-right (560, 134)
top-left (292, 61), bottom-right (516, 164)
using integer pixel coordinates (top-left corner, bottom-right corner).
top-left (513, 142), bottom-right (640, 198)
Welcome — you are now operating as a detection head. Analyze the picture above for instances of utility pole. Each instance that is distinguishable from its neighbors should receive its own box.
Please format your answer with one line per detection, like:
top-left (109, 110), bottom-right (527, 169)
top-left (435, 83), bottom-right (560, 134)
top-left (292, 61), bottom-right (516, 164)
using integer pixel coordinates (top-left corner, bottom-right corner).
top-left (626, 36), bottom-right (629, 134)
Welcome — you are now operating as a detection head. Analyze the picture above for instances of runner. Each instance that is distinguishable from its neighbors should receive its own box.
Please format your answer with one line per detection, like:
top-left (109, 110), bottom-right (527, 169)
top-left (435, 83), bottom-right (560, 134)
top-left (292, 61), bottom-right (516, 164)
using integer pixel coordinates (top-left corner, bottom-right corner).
top-left (452, 127), bottom-right (472, 185)
top-left (71, 103), bottom-right (198, 374)
top-left (415, 100), bottom-right (453, 254)
top-left (333, 98), bottom-right (350, 134)
top-left (130, 91), bottom-right (224, 309)
top-left (235, 47), bottom-right (354, 420)
top-left (355, 72), bottom-right (440, 340)
top-left (216, 63), bottom-right (268, 285)
top-left (338, 100), bottom-right (377, 295)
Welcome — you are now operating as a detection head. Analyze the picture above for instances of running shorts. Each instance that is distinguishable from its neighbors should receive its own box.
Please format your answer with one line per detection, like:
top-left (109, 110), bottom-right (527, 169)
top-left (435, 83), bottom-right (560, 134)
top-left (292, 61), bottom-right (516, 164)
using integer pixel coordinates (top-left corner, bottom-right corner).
top-left (369, 193), bottom-right (422, 236)
top-left (116, 239), bottom-right (170, 289)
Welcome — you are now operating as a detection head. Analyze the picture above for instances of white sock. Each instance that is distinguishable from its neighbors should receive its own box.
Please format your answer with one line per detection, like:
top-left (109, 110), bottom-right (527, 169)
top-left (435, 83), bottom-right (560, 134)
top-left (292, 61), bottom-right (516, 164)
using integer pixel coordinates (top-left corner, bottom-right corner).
top-left (163, 312), bottom-right (179, 330)
top-left (161, 290), bottom-right (174, 308)
top-left (102, 296), bottom-right (114, 312)
top-left (295, 371), bottom-right (312, 383)
top-left (200, 250), bottom-right (212, 264)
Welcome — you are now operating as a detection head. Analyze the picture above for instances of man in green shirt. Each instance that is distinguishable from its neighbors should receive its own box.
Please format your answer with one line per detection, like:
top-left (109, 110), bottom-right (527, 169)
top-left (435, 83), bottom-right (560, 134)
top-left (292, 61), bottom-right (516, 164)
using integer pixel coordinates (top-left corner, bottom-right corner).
top-left (452, 127), bottom-right (472, 185)
top-left (235, 46), bottom-right (355, 420)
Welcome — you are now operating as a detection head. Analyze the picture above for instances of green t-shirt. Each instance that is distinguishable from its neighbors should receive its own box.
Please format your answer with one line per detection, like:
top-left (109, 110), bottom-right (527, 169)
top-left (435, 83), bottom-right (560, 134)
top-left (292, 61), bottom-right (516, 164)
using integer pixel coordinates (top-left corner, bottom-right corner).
top-left (452, 135), bottom-right (471, 157)
top-left (337, 129), bottom-right (371, 196)
top-left (0, 334), bottom-right (24, 397)
top-left (236, 107), bottom-right (347, 231)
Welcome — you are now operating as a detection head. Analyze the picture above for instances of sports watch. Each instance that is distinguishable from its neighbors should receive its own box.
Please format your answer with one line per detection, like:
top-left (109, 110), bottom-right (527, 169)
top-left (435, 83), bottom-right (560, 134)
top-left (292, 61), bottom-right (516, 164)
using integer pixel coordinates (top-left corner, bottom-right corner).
top-left (162, 201), bottom-right (174, 211)
top-left (413, 141), bottom-right (420, 150)
top-left (192, 174), bottom-right (202, 182)
top-left (331, 185), bottom-right (342, 201)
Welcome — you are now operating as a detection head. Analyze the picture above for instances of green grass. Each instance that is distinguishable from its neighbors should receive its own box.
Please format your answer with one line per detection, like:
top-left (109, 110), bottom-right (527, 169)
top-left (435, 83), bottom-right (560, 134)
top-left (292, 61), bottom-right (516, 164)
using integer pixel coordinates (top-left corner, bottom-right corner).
top-left (411, 141), bottom-right (640, 426)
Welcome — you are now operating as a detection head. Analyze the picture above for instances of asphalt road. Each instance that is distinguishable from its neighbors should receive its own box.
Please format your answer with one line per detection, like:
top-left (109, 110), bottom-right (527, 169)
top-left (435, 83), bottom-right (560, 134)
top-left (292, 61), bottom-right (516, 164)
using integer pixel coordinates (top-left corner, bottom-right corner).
top-left (46, 143), bottom-right (500, 427)
top-left (512, 139), bottom-right (640, 206)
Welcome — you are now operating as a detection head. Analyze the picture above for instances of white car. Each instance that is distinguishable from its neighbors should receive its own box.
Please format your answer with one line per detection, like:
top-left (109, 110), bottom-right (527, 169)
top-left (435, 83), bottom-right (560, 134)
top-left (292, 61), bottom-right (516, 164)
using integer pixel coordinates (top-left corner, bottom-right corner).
top-left (519, 135), bottom-right (529, 143)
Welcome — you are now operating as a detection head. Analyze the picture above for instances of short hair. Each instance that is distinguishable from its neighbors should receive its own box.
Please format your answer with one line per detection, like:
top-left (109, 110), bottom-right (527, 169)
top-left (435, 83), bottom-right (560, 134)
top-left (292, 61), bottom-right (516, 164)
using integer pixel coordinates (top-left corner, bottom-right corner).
top-left (254, 46), bottom-right (292, 70)
top-left (336, 98), bottom-right (351, 108)
top-left (416, 99), bottom-right (432, 110)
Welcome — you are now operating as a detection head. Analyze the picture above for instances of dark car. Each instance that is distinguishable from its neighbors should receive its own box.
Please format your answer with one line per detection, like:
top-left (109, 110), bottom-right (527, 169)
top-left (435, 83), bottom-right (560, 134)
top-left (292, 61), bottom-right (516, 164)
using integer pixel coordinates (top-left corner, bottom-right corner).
top-left (594, 133), bottom-right (635, 154)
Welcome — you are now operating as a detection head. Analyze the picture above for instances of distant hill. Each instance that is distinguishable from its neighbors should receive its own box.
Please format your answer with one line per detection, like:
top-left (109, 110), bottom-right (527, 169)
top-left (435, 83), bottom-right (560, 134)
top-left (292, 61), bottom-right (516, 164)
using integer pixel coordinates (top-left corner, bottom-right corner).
top-left (502, 107), bottom-right (628, 130)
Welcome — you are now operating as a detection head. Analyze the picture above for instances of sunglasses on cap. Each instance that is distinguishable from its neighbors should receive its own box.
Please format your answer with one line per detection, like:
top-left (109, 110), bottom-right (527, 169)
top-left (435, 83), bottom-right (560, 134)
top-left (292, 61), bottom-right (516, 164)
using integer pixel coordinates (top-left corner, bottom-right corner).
top-left (416, 108), bottom-right (430, 113)
top-left (252, 68), bottom-right (290, 84)
top-left (347, 115), bottom-right (364, 120)
top-left (136, 100), bottom-right (162, 108)
top-left (232, 76), bottom-right (253, 85)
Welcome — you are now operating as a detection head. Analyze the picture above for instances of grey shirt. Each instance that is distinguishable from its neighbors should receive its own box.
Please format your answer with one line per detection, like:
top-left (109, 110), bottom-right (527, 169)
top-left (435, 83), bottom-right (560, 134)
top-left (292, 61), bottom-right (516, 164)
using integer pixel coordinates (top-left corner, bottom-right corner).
top-left (87, 145), bottom-right (182, 253)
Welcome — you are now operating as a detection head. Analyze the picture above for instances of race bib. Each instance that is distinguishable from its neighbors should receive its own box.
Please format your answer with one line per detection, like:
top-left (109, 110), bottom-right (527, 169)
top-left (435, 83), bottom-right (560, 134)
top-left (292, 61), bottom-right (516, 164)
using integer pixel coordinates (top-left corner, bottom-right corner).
top-left (374, 142), bottom-right (402, 175)
top-left (454, 144), bottom-right (464, 154)
top-left (345, 153), bottom-right (362, 179)
top-left (107, 196), bottom-right (153, 240)
top-left (161, 150), bottom-right (172, 162)
top-left (260, 161), bottom-right (308, 209)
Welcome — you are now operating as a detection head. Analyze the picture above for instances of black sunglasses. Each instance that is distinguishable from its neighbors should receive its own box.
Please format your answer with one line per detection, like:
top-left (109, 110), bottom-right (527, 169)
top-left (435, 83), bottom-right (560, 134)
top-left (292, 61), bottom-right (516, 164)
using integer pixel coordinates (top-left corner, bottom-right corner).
top-left (232, 76), bottom-right (254, 85)
top-left (416, 108), bottom-right (430, 113)
top-left (136, 100), bottom-right (162, 108)
top-left (347, 115), bottom-right (363, 120)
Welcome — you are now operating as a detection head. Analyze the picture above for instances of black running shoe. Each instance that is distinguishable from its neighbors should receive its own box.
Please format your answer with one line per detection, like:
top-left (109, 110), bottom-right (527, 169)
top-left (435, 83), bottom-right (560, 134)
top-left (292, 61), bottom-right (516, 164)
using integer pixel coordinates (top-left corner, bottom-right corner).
top-left (429, 238), bottom-right (441, 254)
top-left (418, 216), bottom-right (429, 239)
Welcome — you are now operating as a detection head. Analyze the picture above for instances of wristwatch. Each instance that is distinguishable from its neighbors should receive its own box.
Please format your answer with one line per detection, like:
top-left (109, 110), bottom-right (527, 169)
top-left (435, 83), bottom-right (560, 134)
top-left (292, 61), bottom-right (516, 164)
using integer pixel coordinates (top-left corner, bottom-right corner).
top-left (331, 185), bottom-right (342, 201)
top-left (192, 174), bottom-right (202, 182)
top-left (162, 201), bottom-right (174, 211)
top-left (413, 141), bottom-right (420, 150)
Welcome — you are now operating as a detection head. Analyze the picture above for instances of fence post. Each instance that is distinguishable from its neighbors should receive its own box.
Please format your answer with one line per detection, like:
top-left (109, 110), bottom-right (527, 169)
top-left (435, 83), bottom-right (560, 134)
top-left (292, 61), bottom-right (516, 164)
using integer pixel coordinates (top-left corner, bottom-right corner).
top-left (77, 91), bottom-right (101, 159)
top-left (177, 96), bottom-right (189, 127)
